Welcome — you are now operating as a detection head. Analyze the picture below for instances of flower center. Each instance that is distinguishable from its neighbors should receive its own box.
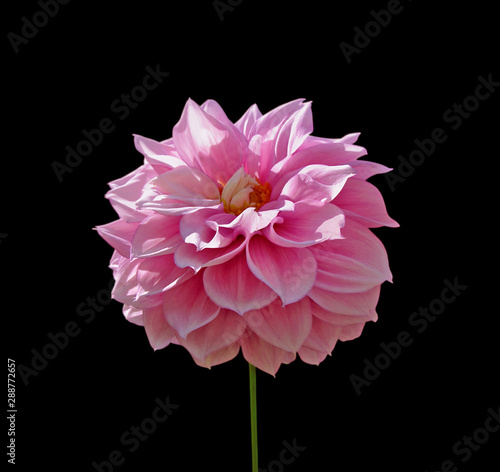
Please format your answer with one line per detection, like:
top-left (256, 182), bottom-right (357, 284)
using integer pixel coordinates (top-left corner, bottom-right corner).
top-left (220, 168), bottom-right (271, 216)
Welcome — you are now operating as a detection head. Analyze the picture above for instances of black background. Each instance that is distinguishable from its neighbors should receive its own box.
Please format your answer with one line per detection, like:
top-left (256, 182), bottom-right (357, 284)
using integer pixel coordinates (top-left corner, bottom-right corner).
top-left (4, 0), bottom-right (499, 470)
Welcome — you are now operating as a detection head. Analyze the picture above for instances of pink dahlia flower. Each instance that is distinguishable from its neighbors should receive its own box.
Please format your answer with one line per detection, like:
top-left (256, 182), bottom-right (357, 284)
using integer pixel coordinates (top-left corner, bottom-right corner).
top-left (96, 98), bottom-right (398, 375)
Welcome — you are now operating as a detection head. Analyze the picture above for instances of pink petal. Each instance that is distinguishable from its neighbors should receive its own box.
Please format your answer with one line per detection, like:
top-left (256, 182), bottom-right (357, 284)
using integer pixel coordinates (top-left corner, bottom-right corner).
top-left (339, 322), bottom-right (366, 341)
top-left (96, 219), bottom-right (139, 257)
top-left (243, 297), bottom-right (312, 352)
top-left (203, 250), bottom-right (278, 315)
top-left (200, 99), bottom-right (248, 145)
top-left (248, 99), bottom-right (306, 141)
top-left (348, 160), bottom-right (392, 181)
top-left (298, 346), bottom-right (329, 365)
top-left (179, 209), bottom-right (234, 250)
top-left (143, 305), bottom-right (177, 350)
top-left (241, 329), bottom-right (296, 376)
top-left (234, 103), bottom-right (262, 138)
top-left (174, 234), bottom-right (247, 272)
top-left (173, 98), bottom-right (246, 185)
top-left (301, 315), bottom-right (342, 353)
top-left (122, 305), bottom-right (144, 326)
top-left (192, 342), bottom-right (241, 369)
top-left (111, 256), bottom-right (163, 309)
top-left (136, 166), bottom-right (222, 216)
top-left (246, 235), bottom-right (317, 305)
top-left (111, 257), bottom-right (141, 306)
top-left (105, 165), bottom-right (156, 222)
top-left (297, 133), bottom-right (362, 151)
top-left (333, 179), bottom-right (399, 228)
top-left (310, 221), bottom-right (392, 293)
top-left (273, 164), bottom-right (355, 202)
top-left (311, 300), bottom-right (376, 324)
top-left (308, 285), bottom-right (381, 317)
top-left (274, 101), bottom-right (313, 162)
top-left (163, 272), bottom-right (220, 339)
top-left (217, 206), bottom-right (282, 235)
top-left (263, 201), bottom-right (344, 248)
top-left (151, 166), bottom-right (221, 202)
top-left (131, 213), bottom-right (183, 258)
top-left (136, 254), bottom-right (195, 297)
top-left (269, 142), bottom-right (367, 185)
top-left (179, 309), bottom-right (247, 360)
top-left (245, 99), bottom-right (308, 182)
top-left (133, 134), bottom-right (185, 174)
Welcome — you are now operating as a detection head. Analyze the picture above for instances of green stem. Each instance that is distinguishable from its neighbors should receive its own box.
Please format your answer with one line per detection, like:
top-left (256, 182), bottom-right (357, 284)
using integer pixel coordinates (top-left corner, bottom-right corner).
top-left (249, 363), bottom-right (258, 472)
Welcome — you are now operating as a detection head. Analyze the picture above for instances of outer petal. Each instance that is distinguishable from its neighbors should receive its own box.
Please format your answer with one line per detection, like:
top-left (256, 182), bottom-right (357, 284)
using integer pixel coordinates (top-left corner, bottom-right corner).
top-left (192, 342), bottom-right (241, 369)
top-left (96, 219), bottom-right (139, 257)
top-left (309, 219), bottom-right (393, 293)
top-left (203, 250), bottom-right (278, 315)
top-left (246, 235), bottom-right (317, 305)
top-left (301, 315), bottom-right (342, 353)
top-left (297, 133), bottom-right (362, 151)
top-left (298, 346), bottom-right (329, 365)
top-left (348, 160), bottom-right (392, 181)
top-left (122, 305), bottom-right (144, 326)
top-left (179, 309), bottom-right (247, 360)
top-left (241, 330), bottom-right (296, 376)
top-left (173, 98), bottom-right (246, 185)
top-left (133, 134), bottom-right (185, 173)
top-left (308, 285), bottom-right (381, 317)
top-left (243, 297), bottom-right (312, 352)
top-left (143, 305), bottom-right (177, 350)
top-left (339, 322), bottom-right (366, 341)
top-left (163, 273), bottom-right (220, 339)
top-left (269, 142), bottom-right (367, 185)
top-left (333, 179), bottom-right (399, 228)
top-left (105, 165), bottom-right (156, 222)
top-left (131, 213), bottom-right (183, 258)
top-left (311, 300), bottom-right (376, 324)
top-left (273, 164), bottom-right (355, 202)
top-left (111, 257), bottom-right (141, 305)
top-left (136, 255), bottom-right (195, 297)
top-left (263, 201), bottom-right (344, 248)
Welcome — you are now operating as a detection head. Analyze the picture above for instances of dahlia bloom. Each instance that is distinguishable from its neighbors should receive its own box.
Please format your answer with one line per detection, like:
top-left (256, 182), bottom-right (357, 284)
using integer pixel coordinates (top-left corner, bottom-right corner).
top-left (96, 98), bottom-right (398, 375)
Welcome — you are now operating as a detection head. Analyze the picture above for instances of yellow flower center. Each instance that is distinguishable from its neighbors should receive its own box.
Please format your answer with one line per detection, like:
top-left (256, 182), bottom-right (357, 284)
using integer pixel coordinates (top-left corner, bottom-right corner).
top-left (220, 168), bottom-right (271, 216)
